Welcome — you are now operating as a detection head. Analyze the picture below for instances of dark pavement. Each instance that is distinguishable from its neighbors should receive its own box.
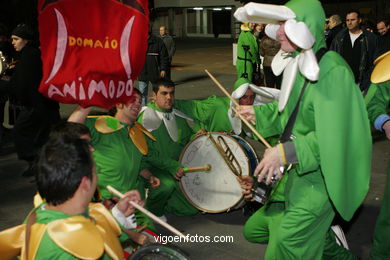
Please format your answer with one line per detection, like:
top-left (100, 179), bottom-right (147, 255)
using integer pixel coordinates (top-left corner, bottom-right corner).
top-left (0, 38), bottom-right (388, 260)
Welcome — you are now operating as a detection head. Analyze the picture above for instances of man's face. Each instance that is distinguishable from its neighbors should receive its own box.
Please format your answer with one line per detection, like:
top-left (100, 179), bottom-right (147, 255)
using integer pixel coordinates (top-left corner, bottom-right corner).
top-left (159, 26), bottom-right (167, 36)
top-left (121, 93), bottom-right (142, 121)
top-left (377, 21), bottom-right (389, 36)
top-left (153, 86), bottom-right (174, 111)
top-left (11, 35), bottom-right (28, 52)
top-left (239, 88), bottom-right (255, 105)
top-left (276, 23), bottom-right (298, 53)
top-left (328, 18), bottom-right (337, 29)
top-left (346, 12), bottom-right (361, 32)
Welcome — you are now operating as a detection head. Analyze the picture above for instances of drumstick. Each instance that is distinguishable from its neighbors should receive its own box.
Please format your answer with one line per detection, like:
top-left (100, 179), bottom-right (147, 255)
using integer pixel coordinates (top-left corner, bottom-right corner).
top-left (107, 185), bottom-right (186, 239)
top-left (204, 69), bottom-right (271, 148)
top-left (184, 164), bottom-right (211, 173)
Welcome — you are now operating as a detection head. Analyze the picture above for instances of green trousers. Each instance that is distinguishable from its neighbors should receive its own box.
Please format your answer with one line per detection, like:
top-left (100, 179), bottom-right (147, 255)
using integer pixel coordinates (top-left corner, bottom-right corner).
top-left (244, 170), bottom-right (355, 260)
top-left (370, 167), bottom-right (390, 260)
top-left (144, 170), bottom-right (198, 217)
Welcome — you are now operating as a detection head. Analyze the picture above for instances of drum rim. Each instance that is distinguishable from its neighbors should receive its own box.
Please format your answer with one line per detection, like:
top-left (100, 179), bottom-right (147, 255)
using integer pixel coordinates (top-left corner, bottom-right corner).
top-left (179, 132), bottom-right (253, 213)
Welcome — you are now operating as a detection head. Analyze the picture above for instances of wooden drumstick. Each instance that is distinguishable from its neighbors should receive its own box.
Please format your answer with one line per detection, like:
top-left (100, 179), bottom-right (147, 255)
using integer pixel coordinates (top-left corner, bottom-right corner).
top-left (204, 69), bottom-right (271, 148)
top-left (107, 185), bottom-right (186, 239)
top-left (184, 164), bottom-right (211, 173)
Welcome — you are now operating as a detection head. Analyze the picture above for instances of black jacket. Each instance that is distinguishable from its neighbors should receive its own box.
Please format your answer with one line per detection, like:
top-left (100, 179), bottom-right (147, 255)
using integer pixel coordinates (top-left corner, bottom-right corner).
top-left (138, 34), bottom-right (169, 83)
top-left (326, 24), bottom-right (343, 49)
top-left (330, 28), bottom-right (378, 91)
top-left (0, 45), bottom-right (58, 109)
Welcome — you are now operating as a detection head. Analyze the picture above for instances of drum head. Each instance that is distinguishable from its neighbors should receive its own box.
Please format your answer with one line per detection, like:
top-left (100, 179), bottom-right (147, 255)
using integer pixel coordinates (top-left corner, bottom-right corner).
top-left (128, 244), bottom-right (189, 260)
top-left (179, 133), bottom-right (251, 213)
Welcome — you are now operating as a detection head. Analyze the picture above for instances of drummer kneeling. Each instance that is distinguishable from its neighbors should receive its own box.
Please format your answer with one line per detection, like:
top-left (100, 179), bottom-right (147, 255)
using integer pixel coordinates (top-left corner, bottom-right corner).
top-left (0, 136), bottom-right (144, 260)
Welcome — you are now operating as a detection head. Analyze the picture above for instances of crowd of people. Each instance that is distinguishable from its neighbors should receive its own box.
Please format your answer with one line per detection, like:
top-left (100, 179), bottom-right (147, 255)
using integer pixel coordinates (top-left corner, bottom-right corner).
top-left (0, 0), bottom-right (389, 259)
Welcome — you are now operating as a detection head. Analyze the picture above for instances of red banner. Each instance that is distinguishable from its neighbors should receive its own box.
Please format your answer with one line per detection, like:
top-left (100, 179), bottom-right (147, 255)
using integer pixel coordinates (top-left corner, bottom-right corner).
top-left (38, 0), bottom-right (149, 109)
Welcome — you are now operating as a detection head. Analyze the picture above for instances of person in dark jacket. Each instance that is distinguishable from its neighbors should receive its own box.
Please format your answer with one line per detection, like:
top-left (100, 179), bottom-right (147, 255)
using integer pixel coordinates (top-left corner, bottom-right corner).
top-left (138, 33), bottom-right (169, 106)
top-left (330, 10), bottom-right (378, 93)
top-left (325, 14), bottom-right (343, 48)
top-left (376, 19), bottom-right (390, 56)
top-left (0, 24), bottom-right (60, 176)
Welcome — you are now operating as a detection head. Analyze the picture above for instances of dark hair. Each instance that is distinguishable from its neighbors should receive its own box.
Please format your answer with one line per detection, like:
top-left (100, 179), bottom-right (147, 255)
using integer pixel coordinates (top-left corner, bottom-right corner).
top-left (377, 19), bottom-right (389, 27)
top-left (12, 24), bottom-right (34, 40)
top-left (37, 136), bottom-right (93, 206)
top-left (49, 121), bottom-right (90, 140)
top-left (152, 78), bottom-right (175, 93)
top-left (109, 88), bottom-right (142, 116)
top-left (346, 10), bottom-right (361, 19)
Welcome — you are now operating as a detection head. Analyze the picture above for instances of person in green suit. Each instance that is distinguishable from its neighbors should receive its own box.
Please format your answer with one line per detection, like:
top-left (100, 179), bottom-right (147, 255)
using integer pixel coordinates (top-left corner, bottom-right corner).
top-left (367, 50), bottom-right (390, 260)
top-left (137, 78), bottom-right (199, 218)
top-left (236, 22), bottom-right (261, 82)
top-left (235, 0), bottom-right (371, 259)
top-left (0, 136), bottom-right (143, 260)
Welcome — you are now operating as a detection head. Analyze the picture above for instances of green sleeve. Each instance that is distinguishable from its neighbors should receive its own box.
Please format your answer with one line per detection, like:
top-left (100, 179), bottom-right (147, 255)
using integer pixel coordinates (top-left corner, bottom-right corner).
top-left (253, 101), bottom-right (283, 138)
top-left (143, 139), bottom-right (181, 177)
top-left (367, 82), bottom-right (390, 123)
top-left (292, 131), bottom-right (320, 174)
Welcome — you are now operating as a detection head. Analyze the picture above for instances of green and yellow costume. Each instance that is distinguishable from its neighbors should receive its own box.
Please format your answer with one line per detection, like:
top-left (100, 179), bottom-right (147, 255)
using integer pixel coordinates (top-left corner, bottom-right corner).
top-left (367, 51), bottom-right (390, 260)
top-left (0, 203), bottom-right (126, 260)
top-left (137, 103), bottom-right (198, 216)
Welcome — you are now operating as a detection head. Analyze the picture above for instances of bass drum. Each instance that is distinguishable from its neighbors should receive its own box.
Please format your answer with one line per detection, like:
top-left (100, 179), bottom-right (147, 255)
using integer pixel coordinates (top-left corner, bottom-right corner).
top-left (128, 244), bottom-right (189, 260)
top-left (179, 133), bottom-right (259, 213)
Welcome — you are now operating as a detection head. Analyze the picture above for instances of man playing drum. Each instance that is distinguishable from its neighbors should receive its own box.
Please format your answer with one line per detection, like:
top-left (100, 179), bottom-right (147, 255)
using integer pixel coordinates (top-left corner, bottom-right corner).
top-left (174, 77), bottom-right (279, 137)
top-left (235, 0), bottom-right (371, 259)
top-left (137, 78), bottom-right (198, 219)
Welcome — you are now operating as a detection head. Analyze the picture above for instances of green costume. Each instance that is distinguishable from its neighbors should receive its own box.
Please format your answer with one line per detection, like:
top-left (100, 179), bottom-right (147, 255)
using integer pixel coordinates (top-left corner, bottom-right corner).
top-left (0, 203), bottom-right (127, 260)
top-left (367, 81), bottom-right (390, 260)
top-left (85, 116), bottom-right (182, 229)
top-left (137, 103), bottom-right (198, 216)
top-left (236, 27), bottom-right (260, 82)
top-left (235, 0), bottom-right (371, 259)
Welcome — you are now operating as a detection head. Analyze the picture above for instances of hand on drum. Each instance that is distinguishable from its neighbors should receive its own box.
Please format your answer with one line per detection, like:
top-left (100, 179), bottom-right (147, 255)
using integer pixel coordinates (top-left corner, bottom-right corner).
top-left (149, 176), bottom-right (160, 188)
top-left (237, 176), bottom-right (254, 201)
top-left (175, 168), bottom-right (186, 180)
top-left (235, 105), bottom-right (256, 125)
top-left (116, 190), bottom-right (144, 217)
top-left (255, 146), bottom-right (282, 185)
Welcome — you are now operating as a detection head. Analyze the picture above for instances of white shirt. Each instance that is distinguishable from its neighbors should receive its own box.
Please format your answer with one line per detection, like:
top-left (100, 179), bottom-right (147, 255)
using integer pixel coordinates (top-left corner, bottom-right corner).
top-left (349, 31), bottom-right (362, 47)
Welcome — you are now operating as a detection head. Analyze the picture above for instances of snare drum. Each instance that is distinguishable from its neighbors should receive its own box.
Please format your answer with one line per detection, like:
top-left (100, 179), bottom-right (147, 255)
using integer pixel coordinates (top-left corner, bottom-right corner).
top-left (179, 133), bottom-right (259, 213)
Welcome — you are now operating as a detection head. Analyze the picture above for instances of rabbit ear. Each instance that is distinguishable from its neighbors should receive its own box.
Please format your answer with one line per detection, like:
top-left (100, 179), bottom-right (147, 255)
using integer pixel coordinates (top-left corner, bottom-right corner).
top-left (271, 49), bottom-right (293, 76)
top-left (234, 3), bottom-right (296, 25)
top-left (265, 24), bottom-right (280, 41)
top-left (278, 56), bottom-right (299, 112)
top-left (284, 19), bottom-right (315, 50)
top-left (299, 49), bottom-right (320, 82)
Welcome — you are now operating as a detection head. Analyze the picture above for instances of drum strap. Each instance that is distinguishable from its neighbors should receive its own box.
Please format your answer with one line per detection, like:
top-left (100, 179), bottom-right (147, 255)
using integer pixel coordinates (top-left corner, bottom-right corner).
top-left (279, 48), bottom-right (327, 143)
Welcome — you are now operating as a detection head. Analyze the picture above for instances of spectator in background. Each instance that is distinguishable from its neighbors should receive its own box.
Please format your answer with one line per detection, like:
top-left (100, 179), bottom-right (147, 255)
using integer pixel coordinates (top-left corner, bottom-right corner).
top-left (259, 33), bottom-right (281, 89)
top-left (138, 32), bottom-right (169, 106)
top-left (326, 14), bottom-right (343, 48)
top-left (236, 22), bottom-right (261, 83)
top-left (0, 24), bottom-right (60, 177)
top-left (377, 19), bottom-right (390, 55)
top-left (331, 10), bottom-right (378, 93)
top-left (159, 26), bottom-right (175, 80)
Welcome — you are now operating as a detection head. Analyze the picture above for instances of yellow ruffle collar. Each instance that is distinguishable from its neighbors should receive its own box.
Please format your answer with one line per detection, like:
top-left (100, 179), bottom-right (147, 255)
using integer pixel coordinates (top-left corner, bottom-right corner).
top-left (89, 115), bottom-right (156, 155)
